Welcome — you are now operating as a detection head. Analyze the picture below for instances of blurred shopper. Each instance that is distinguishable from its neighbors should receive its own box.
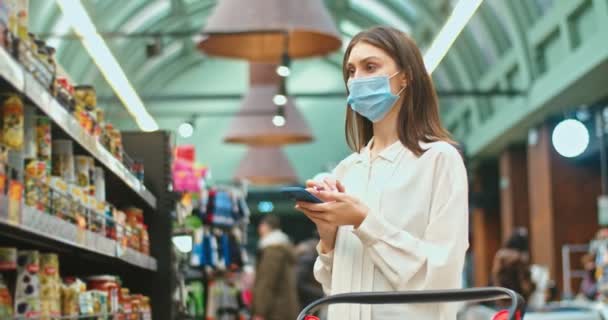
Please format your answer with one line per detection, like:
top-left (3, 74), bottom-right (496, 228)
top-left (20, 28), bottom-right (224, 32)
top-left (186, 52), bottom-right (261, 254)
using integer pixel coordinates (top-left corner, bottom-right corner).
top-left (252, 215), bottom-right (299, 320)
top-left (295, 26), bottom-right (469, 320)
top-left (491, 229), bottom-right (535, 307)
top-left (579, 253), bottom-right (597, 300)
top-left (295, 233), bottom-right (325, 312)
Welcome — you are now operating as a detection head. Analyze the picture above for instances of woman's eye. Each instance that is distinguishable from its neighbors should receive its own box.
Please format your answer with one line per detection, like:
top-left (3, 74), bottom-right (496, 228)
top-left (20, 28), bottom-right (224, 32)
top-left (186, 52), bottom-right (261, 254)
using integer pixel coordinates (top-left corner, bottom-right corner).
top-left (347, 69), bottom-right (355, 76)
top-left (366, 64), bottom-right (376, 71)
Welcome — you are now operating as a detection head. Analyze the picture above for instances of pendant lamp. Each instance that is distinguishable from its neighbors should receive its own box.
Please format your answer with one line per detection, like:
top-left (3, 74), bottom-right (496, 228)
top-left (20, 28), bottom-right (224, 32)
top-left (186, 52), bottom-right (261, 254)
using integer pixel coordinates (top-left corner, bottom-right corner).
top-left (224, 63), bottom-right (313, 145)
top-left (234, 146), bottom-right (297, 185)
top-left (198, 0), bottom-right (341, 62)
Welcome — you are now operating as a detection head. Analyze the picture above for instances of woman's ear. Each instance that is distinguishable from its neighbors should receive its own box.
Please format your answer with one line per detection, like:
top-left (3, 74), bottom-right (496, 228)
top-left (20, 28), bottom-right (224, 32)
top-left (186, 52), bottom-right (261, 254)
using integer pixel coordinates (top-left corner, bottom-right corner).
top-left (401, 73), bottom-right (408, 89)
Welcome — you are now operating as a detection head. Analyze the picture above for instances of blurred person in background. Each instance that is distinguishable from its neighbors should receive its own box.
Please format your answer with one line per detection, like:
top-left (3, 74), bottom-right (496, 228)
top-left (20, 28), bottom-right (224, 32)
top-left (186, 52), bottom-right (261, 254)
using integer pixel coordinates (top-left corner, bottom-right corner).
top-left (295, 231), bottom-right (325, 315)
top-left (252, 215), bottom-right (299, 320)
top-left (491, 228), bottom-right (535, 308)
top-left (579, 253), bottom-right (597, 300)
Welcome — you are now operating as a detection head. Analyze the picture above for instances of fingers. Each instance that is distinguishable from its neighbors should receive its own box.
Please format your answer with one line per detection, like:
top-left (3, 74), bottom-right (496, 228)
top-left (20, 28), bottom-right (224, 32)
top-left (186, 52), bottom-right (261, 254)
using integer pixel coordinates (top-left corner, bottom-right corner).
top-left (324, 177), bottom-right (340, 191)
top-left (306, 179), bottom-right (321, 189)
top-left (295, 201), bottom-right (328, 213)
top-left (315, 190), bottom-right (348, 202)
top-left (295, 205), bottom-right (330, 224)
top-left (336, 180), bottom-right (346, 193)
top-left (305, 188), bottom-right (332, 203)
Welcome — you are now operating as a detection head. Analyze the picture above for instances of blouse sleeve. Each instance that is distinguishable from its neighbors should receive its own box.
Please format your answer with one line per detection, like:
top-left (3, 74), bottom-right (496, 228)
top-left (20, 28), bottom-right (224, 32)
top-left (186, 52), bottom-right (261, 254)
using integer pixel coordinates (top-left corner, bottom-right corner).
top-left (352, 147), bottom-right (469, 290)
top-left (312, 155), bottom-right (356, 294)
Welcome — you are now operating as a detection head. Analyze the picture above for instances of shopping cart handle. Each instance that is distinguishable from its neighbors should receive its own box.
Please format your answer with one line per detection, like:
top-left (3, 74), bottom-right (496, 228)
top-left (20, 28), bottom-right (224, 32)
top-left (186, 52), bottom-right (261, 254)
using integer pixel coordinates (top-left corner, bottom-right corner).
top-left (296, 287), bottom-right (525, 320)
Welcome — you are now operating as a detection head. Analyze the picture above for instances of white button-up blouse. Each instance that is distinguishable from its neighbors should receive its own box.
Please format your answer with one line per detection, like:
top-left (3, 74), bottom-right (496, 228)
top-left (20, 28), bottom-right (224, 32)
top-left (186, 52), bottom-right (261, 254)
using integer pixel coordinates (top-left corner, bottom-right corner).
top-left (313, 140), bottom-right (469, 320)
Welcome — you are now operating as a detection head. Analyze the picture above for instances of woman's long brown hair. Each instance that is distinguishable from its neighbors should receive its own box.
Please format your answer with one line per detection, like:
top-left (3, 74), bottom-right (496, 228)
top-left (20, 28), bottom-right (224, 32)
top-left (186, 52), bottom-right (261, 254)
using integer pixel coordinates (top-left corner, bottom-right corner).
top-left (343, 26), bottom-right (455, 156)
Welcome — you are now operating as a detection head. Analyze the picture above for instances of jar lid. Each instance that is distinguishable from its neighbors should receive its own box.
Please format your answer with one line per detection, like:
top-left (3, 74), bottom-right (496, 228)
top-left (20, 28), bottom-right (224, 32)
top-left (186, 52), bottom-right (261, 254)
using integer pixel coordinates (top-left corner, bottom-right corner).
top-left (87, 275), bottom-right (117, 282)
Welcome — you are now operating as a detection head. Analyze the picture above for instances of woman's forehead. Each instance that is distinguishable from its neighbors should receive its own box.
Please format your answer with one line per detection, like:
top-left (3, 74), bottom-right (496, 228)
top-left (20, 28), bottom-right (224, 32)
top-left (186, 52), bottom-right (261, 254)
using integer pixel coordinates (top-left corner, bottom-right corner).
top-left (347, 42), bottom-right (391, 64)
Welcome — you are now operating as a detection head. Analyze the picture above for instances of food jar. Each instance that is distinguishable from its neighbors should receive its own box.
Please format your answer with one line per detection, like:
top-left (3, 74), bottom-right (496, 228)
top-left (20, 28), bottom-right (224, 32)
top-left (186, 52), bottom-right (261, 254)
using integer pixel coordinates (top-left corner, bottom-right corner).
top-left (119, 288), bottom-right (132, 319)
top-left (35, 117), bottom-right (52, 172)
top-left (51, 140), bottom-right (75, 184)
top-left (140, 296), bottom-right (151, 320)
top-left (140, 225), bottom-right (150, 255)
top-left (87, 275), bottom-right (120, 313)
top-left (73, 85), bottom-right (96, 111)
top-left (2, 94), bottom-right (24, 150)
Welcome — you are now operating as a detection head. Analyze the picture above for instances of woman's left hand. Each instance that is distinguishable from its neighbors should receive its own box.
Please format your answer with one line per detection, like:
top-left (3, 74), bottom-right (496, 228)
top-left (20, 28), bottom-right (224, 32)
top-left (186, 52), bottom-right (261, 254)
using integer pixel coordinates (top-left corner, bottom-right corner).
top-left (296, 190), bottom-right (369, 228)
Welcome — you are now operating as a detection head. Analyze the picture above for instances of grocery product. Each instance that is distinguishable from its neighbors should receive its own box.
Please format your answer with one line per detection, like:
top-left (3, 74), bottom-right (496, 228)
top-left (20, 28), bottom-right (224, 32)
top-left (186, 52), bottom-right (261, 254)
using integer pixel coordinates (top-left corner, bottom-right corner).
top-left (23, 105), bottom-right (36, 159)
top-left (141, 296), bottom-right (152, 320)
top-left (0, 2), bottom-right (8, 48)
top-left (78, 290), bottom-right (94, 316)
top-left (132, 159), bottom-right (144, 184)
top-left (88, 275), bottom-right (120, 313)
top-left (35, 117), bottom-right (52, 169)
top-left (119, 288), bottom-right (132, 319)
top-left (87, 196), bottom-right (103, 234)
top-left (75, 155), bottom-right (91, 190)
top-left (130, 294), bottom-right (141, 320)
top-left (6, 0), bottom-right (16, 36)
top-left (51, 139), bottom-right (75, 183)
top-left (24, 158), bottom-right (38, 208)
top-left (0, 247), bottom-right (17, 271)
top-left (2, 94), bottom-right (24, 150)
top-left (7, 170), bottom-right (22, 224)
top-left (140, 225), bottom-right (150, 255)
top-left (15, 250), bottom-right (40, 319)
top-left (93, 166), bottom-right (105, 202)
top-left (40, 253), bottom-right (60, 319)
top-left (70, 185), bottom-right (87, 233)
top-left (61, 277), bottom-right (84, 317)
top-left (0, 274), bottom-right (13, 318)
top-left (15, 0), bottom-right (27, 40)
top-left (74, 85), bottom-right (96, 112)
top-left (49, 177), bottom-right (69, 220)
top-left (87, 157), bottom-right (96, 196)
top-left (90, 290), bottom-right (108, 317)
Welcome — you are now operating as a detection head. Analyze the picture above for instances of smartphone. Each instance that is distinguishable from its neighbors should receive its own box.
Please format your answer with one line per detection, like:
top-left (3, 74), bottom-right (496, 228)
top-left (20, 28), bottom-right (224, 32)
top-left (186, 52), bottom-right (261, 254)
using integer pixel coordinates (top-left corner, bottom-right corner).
top-left (280, 187), bottom-right (324, 203)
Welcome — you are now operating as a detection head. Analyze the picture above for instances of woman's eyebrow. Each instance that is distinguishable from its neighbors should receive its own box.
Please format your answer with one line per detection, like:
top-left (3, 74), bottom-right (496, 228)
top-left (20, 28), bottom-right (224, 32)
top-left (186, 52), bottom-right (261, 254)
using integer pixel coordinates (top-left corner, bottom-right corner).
top-left (347, 56), bottom-right (381, 66)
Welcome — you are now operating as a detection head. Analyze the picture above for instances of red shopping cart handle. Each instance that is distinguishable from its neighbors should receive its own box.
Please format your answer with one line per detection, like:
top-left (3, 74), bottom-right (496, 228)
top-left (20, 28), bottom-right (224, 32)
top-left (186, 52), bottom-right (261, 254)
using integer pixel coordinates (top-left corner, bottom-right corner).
top-left (297, 287), bottom-right (525, 320)
top-left (493, 310), bottom-right (522, 320)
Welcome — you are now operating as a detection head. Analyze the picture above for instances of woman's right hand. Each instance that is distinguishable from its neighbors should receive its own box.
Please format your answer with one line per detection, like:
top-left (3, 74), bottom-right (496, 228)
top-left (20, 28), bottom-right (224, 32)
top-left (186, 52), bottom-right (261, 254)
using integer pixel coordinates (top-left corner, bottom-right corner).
top-left (299, 176), bottom-right (345, 253)
top-left (306, 176), bottom-right (345, 193)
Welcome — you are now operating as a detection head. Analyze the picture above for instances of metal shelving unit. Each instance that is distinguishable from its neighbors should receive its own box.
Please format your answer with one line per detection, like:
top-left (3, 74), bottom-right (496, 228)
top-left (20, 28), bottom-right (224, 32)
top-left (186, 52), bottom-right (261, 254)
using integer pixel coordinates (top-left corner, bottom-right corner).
top-left (0, 47), bottom-right (156, 209)
top-left (0, 201), bottom-right (157, 271)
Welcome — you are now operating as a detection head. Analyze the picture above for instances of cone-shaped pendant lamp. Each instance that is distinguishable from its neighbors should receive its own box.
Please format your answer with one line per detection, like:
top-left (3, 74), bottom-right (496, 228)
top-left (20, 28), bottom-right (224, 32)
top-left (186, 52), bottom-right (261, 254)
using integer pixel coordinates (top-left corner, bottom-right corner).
top-left (224, 63), bottom-right (313, 145)
top-left (198, 0), bottom-right (341, 62)
top-left (234, 146), bottom-right (297, 185)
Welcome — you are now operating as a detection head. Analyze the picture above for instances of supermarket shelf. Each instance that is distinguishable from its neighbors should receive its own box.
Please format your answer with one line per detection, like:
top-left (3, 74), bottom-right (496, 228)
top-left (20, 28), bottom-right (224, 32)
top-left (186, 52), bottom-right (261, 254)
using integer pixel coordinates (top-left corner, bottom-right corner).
top-left (12, 312), bottom-right (148, 319)
top-left (0, 203), bottom-right (157, 271)
top-left (0, 47), bottom-right (157, 210)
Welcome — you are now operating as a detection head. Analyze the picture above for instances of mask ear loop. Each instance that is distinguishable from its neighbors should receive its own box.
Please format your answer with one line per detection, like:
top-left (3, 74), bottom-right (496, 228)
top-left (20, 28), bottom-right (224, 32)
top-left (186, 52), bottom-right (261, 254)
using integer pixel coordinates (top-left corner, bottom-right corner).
top-left (395, 85), bottom-right (406, 96)
top-left (390, 71), bottom-right (407, 96)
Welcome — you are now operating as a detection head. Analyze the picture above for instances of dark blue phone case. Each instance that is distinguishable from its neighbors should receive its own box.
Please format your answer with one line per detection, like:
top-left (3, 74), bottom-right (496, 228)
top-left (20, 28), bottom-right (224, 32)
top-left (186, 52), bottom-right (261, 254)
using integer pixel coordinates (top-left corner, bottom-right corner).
top-left (280, 187), bottom-right (324, 203)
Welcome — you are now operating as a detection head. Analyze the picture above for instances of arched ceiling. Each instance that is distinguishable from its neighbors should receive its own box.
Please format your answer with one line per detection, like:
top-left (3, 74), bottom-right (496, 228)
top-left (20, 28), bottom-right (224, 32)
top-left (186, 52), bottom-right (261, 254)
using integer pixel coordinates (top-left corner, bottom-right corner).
top-left (27, 0), bottom-right (555, 181)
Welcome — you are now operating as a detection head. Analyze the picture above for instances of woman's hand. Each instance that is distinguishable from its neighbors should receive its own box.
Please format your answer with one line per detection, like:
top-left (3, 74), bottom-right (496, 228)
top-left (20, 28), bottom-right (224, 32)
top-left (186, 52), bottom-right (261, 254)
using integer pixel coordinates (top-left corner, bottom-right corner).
top-left (306, 176), bottom-right (345, 193)
top-left (296, 190), bottom-right (369, 228)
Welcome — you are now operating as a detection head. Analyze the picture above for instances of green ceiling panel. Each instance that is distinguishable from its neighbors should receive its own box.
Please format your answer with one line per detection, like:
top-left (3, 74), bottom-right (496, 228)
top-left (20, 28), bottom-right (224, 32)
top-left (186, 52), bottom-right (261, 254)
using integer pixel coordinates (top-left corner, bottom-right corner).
top-left (27, 0), bottom-right (608, 179)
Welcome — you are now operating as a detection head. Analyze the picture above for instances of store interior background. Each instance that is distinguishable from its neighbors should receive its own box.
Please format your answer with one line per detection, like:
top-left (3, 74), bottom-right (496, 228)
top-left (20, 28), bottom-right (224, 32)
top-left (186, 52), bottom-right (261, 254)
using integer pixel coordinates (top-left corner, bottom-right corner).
top-left (10, 0), bottom-right (608, 317)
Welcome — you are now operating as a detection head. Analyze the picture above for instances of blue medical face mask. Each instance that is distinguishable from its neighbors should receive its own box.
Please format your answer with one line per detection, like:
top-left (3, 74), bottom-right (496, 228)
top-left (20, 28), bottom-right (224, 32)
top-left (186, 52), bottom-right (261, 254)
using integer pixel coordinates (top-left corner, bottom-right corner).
top-left (347, 71), bottom-right (405, 122)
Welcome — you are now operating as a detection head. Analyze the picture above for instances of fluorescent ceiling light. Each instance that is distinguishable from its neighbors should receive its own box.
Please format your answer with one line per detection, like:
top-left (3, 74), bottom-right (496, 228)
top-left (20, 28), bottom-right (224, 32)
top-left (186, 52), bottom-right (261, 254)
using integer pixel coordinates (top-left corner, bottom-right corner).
top-left (55, 0), bottom-right (159, 132)
top-left (423, 0), bottom-right (484, 74)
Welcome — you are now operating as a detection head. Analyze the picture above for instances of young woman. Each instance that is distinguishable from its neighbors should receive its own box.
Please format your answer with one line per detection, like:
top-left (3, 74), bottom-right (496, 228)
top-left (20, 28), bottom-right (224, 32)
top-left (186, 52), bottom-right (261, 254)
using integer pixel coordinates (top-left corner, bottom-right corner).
top-left (295, 26), bottom-right (469, 320)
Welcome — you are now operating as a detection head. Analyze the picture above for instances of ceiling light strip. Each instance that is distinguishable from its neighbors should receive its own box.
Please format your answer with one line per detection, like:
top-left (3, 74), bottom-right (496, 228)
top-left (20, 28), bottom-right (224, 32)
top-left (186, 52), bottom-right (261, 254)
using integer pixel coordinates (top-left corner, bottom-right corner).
top-left (423, 0), bottom-right (484, 74)
top-left (55, 0), bottom-right (159, 131)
